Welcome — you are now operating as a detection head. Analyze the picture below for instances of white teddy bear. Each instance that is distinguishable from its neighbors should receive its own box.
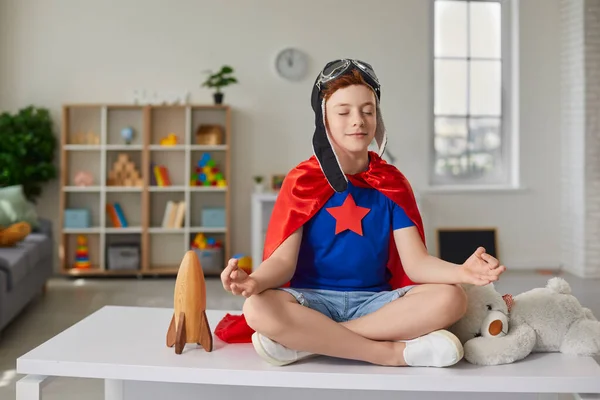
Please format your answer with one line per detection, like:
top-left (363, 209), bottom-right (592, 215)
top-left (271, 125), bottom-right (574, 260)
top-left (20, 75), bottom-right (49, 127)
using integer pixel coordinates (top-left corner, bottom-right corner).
top-left (448, 277), bottom-right (600, 366)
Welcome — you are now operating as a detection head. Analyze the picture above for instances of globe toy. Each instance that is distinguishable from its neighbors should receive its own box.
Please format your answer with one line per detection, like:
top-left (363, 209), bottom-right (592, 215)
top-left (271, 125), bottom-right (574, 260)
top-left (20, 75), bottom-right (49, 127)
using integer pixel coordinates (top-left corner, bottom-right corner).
top-left (121, 126), bottom-right (135, 145)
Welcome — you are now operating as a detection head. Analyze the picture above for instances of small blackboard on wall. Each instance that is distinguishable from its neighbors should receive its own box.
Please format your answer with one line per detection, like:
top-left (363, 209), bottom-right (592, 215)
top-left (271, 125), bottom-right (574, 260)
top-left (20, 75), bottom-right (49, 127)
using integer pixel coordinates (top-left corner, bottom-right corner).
top-left (436, 228), bottom-right (497, 264)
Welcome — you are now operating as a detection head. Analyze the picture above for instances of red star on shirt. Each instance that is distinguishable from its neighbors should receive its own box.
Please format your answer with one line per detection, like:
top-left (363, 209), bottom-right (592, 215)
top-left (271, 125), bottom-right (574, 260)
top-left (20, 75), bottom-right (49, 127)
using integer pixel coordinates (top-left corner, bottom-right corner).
top-left (326, 193), bottom-right (371, 236)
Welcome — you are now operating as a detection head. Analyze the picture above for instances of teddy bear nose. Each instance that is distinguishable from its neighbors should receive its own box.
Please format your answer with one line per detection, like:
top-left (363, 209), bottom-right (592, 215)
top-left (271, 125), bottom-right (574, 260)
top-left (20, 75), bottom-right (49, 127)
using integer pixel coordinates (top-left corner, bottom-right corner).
top-left (488, 319), bottom-right (503, 336)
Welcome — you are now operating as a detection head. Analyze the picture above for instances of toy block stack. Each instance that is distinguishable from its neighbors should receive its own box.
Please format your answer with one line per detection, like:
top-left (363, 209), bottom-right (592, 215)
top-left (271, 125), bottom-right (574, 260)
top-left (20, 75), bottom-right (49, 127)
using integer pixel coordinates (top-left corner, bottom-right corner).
top-left (107, 153), bottom-right (143, 187)
top-left (191, 233), bottom-right (223, 250)
top-left (74, 235), bottom-right (91, 269)
top-left (190, 153), bottom-right (227, 187)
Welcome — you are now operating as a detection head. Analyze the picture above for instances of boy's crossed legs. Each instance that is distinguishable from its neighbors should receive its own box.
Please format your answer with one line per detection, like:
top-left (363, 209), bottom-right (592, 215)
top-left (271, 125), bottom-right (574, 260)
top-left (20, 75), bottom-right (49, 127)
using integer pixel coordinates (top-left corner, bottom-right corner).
top-left (243, 284), bottom-right (468, 367)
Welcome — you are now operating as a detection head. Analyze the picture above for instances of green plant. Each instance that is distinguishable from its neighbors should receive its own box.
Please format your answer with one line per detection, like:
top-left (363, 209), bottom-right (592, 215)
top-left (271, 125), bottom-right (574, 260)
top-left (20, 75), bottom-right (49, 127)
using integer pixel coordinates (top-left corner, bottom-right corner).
top-left (201, 65), bottom-right (238, 94)
top-left (253, 175), bottom-right (264, 184)
top-left (0, 106), bottom-right (57, 202)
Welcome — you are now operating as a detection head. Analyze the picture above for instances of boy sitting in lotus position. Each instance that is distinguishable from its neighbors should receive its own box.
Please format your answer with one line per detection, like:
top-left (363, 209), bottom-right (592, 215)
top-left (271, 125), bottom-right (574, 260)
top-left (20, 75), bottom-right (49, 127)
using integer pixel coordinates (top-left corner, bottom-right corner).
top-left (219, 59), bottom-right (506, 367)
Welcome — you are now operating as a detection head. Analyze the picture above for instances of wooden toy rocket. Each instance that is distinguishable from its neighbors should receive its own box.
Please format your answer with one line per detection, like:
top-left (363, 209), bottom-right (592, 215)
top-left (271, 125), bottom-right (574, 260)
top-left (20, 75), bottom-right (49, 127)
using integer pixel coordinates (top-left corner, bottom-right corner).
top-left (166, 250), bottom-right (213, 354)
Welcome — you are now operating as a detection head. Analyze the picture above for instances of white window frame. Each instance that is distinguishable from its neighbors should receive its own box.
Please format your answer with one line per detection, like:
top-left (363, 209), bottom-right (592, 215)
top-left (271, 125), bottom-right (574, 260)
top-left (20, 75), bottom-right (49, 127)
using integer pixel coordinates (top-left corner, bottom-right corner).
top-left (429, 0), bottom-right (520, 190)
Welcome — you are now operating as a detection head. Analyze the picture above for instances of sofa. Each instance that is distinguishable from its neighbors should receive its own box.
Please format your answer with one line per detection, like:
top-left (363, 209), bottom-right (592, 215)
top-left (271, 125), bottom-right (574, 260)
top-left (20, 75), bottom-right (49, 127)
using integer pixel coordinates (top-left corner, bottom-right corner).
top-left (0, 218), bottom-right (53, 333)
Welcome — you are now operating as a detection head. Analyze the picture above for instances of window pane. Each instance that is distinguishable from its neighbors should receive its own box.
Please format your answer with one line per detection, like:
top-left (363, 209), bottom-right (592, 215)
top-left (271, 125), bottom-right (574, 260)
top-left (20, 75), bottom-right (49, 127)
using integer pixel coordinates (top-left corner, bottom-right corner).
top-left (469, 118), bottom-right (503, 176)
top-left (435, 60), bottom-right (468, 115)
top-left (435, 118), bottom-right (468, 177)
top-left (435, 117), bottom-right (467, 157)
top-left (469, 60), bottom-right (501, 116)
top-left (435, 117), bottom-right (503, 179)
top-left (470, 2), bottom-right (502, 59)
top-left (435, 1), bottom-right (467, 57)
top-left (469, 118), bottom-right (501, 153)
top-left (435, 155), bottom-right (471, 177)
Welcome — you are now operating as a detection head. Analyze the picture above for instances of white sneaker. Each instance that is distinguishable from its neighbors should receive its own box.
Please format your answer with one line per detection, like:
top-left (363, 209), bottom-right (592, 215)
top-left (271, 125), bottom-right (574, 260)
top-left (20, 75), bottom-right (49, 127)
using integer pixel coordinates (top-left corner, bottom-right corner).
top-left (402, 329), bottom-right (464, 367)
top-left (251, 332), bottom-right (315, 366)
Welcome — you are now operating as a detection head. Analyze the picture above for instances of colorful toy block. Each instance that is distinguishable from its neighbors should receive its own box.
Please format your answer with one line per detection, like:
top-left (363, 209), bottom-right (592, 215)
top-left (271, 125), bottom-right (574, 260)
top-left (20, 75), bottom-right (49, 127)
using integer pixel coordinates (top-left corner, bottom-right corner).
top-left (191, 233), bottom-right (223, 250)
top-left (190, 153), bottom-right (227, 187)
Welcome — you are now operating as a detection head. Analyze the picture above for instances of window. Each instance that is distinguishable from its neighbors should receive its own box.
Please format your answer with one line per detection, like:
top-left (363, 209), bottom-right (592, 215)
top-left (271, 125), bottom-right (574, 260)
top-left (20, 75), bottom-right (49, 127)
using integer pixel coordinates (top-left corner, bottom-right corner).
top-left (432, 0), bottom-right (515, 187)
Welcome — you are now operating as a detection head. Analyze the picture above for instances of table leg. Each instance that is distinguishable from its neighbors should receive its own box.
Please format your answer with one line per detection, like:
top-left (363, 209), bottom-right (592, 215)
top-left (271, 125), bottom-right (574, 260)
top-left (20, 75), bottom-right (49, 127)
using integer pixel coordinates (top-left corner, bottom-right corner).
top-left (16, 375), bottom-right (53, 400)
top-left (105, 379), bottom-right (124, 400)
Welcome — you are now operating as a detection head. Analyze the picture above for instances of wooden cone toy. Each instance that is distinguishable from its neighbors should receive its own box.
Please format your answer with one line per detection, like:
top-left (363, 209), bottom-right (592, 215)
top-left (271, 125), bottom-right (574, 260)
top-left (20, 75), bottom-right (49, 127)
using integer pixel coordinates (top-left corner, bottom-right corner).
top-left (166, 250), bottom-right (213, 354)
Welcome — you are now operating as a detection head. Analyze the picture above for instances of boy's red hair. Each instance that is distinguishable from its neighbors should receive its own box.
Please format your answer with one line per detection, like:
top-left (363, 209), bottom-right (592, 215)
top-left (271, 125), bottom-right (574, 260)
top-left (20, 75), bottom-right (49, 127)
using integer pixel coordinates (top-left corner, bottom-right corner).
top-left (321, 69), bottom-right (373, 101)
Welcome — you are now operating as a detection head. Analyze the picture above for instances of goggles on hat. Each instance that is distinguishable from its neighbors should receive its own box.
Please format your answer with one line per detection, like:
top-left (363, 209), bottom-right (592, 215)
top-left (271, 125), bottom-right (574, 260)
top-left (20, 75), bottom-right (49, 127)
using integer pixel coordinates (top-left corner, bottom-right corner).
top-left (315, 59), bottom-right (380, 93)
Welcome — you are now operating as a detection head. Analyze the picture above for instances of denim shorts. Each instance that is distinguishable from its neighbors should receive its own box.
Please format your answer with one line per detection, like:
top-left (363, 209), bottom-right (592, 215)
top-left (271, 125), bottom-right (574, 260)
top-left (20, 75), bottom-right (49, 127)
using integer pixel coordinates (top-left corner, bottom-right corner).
top-left (278, 286), bottom-right (416, 323)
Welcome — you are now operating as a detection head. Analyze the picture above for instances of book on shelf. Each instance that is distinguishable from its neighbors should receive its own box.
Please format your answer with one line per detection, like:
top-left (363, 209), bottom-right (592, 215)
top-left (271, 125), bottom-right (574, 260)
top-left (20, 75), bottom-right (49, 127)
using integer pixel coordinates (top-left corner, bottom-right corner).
top-left (150, 162), bottom-right (172, 186)
top-left (106, 202), bottom-right (128, 227)
top-left (161, 200), bottom-right (185, 228)
top-left (150, 162), bottom-right (157, 186)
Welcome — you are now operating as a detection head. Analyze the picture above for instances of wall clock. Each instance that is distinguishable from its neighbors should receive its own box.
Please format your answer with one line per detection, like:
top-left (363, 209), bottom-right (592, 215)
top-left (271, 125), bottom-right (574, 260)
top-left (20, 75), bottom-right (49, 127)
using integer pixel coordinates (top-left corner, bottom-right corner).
top-left (275, 48), bottom-right (308, 81)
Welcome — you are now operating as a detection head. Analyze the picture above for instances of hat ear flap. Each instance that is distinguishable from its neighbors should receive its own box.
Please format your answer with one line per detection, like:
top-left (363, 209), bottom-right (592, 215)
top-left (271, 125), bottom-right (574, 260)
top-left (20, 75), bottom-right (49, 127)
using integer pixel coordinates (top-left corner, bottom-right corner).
top-left (375, 103), bottom-right (387, 157)
top-left (312, 100), bottom-right (347, 192)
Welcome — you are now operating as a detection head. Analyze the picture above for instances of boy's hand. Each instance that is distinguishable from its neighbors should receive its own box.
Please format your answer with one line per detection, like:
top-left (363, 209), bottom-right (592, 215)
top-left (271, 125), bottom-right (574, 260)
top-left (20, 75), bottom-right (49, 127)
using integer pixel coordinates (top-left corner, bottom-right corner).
top-left (458, 247), bottom-right (506, 286)
top-left (221, 258), bottom-right (261, 297)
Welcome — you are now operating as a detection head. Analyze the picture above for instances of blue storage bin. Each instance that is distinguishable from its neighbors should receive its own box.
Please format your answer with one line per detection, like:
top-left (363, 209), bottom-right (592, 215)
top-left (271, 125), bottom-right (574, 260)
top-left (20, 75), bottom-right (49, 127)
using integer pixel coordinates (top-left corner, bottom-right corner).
top-left (64, 209), bottom-right (90, 228)
top-left (201, 207), bottom-right (226, 227)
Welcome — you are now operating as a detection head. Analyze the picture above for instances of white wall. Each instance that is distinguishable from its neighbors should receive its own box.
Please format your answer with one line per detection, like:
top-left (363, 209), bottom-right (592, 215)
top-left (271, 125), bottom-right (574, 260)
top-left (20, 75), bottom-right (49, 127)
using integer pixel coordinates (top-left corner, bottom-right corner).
top-left (559, 0), bottom-right (600, 279)
top-left (0, 0), bottom-right (561, 272)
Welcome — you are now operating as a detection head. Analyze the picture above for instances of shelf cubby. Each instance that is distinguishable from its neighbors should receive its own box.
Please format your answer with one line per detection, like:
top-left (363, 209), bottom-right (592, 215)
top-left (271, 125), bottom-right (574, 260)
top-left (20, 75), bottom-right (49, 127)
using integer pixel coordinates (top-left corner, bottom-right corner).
top-left (149, 233), bottom-right (186, 271)
top-left (63, 233), bottom-right (101, 275)
top-left (107, 106), bottom-right (144, 146)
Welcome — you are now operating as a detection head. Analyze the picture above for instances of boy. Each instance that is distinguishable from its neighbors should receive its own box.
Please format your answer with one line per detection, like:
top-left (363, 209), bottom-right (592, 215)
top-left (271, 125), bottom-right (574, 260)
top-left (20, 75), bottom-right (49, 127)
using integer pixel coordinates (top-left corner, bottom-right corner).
top-left (219, 59), bottom-right (506, 367)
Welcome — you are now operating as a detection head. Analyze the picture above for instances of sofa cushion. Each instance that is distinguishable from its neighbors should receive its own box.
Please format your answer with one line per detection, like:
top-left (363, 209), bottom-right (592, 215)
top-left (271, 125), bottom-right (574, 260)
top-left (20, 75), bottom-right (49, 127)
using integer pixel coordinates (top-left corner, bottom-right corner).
top-left (0, 233), bottom-right (51, 290)
top-left (0, 185), bottom-right (39, 229)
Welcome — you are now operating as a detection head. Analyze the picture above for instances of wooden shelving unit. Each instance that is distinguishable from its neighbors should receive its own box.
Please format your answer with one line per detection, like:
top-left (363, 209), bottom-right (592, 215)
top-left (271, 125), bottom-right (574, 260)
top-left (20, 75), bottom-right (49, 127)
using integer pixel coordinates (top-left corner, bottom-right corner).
top-left (58, 104), bottom-right (231, 277)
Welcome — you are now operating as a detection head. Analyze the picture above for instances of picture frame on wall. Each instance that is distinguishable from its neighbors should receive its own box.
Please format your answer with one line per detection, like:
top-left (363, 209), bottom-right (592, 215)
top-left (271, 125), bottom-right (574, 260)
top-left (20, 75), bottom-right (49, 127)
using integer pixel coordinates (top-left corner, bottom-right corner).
top-left (271, 174), bottom-right (285, 191)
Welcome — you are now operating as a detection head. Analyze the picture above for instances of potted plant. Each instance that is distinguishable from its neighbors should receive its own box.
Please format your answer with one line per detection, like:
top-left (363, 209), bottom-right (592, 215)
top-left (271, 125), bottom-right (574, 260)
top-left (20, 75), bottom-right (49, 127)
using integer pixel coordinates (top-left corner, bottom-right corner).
top-left (201, 65), bottom-right (238, 104)
top-left (0, 106), bottom-right (57, 202)
top-left (253, 175), bottom-right (264, 193)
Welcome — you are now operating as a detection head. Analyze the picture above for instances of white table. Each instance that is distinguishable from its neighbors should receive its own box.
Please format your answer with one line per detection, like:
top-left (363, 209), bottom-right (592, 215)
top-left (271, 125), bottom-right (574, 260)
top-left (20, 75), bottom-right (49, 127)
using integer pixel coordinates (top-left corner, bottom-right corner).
top-left (16, 306), bottom-right (600, 400)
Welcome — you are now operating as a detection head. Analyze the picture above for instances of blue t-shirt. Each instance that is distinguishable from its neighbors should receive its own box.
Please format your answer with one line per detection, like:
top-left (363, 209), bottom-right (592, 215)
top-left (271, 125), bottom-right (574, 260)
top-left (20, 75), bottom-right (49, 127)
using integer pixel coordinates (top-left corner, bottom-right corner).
top-left (290, 181), bottom-right (415, 292)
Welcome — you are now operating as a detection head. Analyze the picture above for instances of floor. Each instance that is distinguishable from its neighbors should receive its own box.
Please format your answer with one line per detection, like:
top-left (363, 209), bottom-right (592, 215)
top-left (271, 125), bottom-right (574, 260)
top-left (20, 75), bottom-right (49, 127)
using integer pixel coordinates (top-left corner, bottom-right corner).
top-left (0, 271), bottom-right (598, 399)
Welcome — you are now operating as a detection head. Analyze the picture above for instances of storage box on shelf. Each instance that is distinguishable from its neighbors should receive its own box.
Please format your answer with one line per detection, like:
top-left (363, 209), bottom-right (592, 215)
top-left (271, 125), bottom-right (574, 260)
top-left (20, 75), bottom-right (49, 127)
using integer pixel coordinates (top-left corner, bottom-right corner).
top-left (59, 104), bottom-right (231, 277)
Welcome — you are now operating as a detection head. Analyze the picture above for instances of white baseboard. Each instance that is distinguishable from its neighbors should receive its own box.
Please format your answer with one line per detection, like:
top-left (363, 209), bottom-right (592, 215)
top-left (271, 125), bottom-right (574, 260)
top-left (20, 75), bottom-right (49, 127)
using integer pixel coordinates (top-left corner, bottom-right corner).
top-left (462, 261), bottom-right (600, 278)
top-left (502, 261), bottom-right (561, 271)
top-left (561, 265), bottom-right (600, 279)
top-left (513, 263), bottom-right (600, 279)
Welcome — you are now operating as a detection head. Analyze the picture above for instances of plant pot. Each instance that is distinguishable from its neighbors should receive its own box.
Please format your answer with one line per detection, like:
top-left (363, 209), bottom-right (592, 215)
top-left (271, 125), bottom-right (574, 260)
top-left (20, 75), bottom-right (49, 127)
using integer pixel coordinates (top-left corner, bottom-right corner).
top-left (213, 93), bottom-right (224, 104)
top-left (254, 183), bottom-right (264, 193)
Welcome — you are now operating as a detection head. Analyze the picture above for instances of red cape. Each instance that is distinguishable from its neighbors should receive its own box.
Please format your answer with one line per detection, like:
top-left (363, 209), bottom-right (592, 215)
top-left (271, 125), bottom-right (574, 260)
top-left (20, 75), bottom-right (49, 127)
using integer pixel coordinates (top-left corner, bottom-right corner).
top-left (214, 151), bottom-right (426, 343)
